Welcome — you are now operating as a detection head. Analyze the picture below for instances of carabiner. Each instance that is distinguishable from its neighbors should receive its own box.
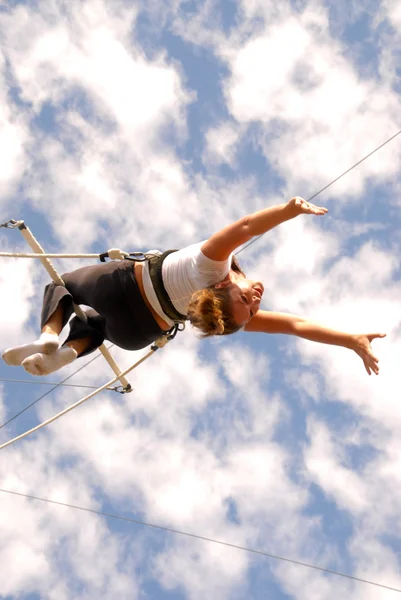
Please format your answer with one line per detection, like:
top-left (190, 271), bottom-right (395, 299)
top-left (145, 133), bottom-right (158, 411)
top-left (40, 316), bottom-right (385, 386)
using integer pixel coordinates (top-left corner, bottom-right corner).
top-left (0, 219), bottom-right (22, 229)
top-left (111, 383), bottom-right (133, 394)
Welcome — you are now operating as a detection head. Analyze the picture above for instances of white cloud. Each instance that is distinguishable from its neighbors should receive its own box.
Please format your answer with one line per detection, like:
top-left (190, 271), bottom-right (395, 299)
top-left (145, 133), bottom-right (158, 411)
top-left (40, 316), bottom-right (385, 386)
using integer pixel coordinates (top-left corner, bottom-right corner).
top-left (0, 386), bottom-right (5, 424)
top-left (301, 418), bottom-right (401, 597)
top-left (0, 257), bottom-right (38, 348)
top-left (217, 343), bottom-right (288, 440)
top-left (0, 443), bottom-right (140, 599)
top-left (152, 536), bottom-right (249, 600)
top-left (0, 0), bottom-right (195, 250)
top-left (1, 1), bottom-right (401, 599)
top-left (173, 0), bottom-right (401, 201)
top-left (204, 121), bottom-right (242, 166)
top-left (0, 52), bottom-right (28, 202)
top-left (305, 419), bottom-right (369, 514)
top-left (383, 0), bottom-right (401, 31)
top-left (0, 326), bottom-right (312, 599)
top-left (223, 8), bottom-right (400, 198)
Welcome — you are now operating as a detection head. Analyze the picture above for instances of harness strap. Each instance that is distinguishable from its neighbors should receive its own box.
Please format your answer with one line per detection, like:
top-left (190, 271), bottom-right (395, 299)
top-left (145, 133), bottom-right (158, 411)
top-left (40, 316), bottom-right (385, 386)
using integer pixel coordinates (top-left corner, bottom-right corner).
top-left (147, 250), bottom-right (188, 323)
top-left (98, 247), bottom-right (187, 324)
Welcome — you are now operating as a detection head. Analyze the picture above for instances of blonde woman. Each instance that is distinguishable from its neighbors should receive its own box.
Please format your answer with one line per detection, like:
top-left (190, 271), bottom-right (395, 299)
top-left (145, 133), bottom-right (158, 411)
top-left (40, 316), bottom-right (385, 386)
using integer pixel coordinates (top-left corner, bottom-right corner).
top-left (2, 197), bottom-right (385, 376)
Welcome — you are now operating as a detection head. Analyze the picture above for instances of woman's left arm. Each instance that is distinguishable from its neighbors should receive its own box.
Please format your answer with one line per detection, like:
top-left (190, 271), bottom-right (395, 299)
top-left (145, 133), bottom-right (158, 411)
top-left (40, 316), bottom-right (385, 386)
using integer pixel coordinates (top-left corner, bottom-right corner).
top-left (244, 310), bottom-right (386, 376)
top-left (201, 197), bottom-right (327, 261)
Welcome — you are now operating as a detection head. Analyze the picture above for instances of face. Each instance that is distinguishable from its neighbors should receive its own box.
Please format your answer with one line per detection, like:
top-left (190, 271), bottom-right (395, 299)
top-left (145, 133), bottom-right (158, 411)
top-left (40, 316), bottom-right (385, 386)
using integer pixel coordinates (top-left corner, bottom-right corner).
top-left (227, 278), bottom-right (264, 326)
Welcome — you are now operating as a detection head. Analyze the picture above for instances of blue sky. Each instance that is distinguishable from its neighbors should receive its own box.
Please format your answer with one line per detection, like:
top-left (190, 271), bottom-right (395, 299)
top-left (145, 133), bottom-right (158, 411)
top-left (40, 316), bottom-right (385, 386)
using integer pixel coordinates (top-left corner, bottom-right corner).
top-left (0, 1), bottom-right (401, 599)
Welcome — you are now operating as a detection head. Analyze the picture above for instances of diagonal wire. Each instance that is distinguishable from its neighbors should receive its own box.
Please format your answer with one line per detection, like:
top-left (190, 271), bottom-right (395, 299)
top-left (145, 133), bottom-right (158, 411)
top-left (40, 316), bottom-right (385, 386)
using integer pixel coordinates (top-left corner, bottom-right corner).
top-left (0, 345), bottom-right (115, 431)
top-left (0, 137), bottom-right (400, 594)
top-left (0, 488), bottom-right (400, 593)
top-left (0, 378), bottom-right (106, 391)
top-left (238, 128), bottom-right (401, 255)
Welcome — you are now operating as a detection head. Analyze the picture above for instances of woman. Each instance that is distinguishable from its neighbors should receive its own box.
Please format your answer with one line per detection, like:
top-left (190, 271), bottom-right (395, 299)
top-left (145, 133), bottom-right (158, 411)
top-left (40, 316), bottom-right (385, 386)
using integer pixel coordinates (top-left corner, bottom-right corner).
top-left (2, 197), bottom-right (385, 376)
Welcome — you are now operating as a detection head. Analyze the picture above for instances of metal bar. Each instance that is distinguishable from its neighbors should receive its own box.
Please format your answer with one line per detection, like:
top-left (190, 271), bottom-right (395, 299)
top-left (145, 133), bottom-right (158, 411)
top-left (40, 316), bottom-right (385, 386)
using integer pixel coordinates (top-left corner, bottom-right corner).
top-left (0, 252), bottom-right (101, 259)
top-left (0, 348), bottom-right (157, 450)
top-left (8, 221), bottom-right (132, 392)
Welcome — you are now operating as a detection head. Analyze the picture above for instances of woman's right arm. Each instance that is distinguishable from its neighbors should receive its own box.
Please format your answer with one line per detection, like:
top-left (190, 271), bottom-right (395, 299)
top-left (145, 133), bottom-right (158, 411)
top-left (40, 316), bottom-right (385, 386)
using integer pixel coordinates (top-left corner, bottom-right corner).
top-left (245, 310), bottom-right (385, 376)
top-left (201, 197), bottom-right (328, 261)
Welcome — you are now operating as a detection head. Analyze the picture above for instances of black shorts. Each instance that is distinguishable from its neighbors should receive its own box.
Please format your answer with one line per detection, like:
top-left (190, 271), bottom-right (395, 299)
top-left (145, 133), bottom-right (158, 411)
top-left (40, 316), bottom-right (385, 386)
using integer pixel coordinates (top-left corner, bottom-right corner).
top-left (41, 260), bottom-right (164, 356)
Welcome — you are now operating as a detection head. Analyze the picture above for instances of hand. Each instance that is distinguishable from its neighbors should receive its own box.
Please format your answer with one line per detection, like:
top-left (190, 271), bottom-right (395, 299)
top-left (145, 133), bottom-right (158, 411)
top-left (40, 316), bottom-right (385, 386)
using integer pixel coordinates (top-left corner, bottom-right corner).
top-left (287, 196), bottom-right (328, 216)
top-left (352, 333), bottom-right (386, 376)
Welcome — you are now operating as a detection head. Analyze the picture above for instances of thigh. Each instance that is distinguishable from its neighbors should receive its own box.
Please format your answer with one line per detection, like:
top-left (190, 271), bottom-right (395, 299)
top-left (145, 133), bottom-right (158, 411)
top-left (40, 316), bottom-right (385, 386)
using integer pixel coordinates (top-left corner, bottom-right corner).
top-left (62, 261), bottom-right (127, 315)
top-left (64, 261), bottom-right (163, 351)
top-left (103, 313), bottom-right (161, 351)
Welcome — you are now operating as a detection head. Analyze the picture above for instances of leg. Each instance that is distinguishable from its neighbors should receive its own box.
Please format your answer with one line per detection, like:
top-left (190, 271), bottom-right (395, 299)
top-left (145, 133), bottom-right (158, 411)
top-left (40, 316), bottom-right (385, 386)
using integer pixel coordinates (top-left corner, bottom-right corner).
top-left (2, 284), bottom-right (74, 367)
top-left (22, 310), bottom-right (105, 376)
top-left (64, 336), bottom-right (93, 356)
top-left (2, 319), bottom-right (62, 367)
top-left (42, 302), bottom-right (65, 336)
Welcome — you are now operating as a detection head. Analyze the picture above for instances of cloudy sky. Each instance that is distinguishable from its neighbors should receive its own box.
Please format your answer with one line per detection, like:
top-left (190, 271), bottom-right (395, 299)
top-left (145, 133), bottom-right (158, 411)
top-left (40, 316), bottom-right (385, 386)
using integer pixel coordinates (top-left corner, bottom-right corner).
top-left (1, 0), bottom-right (401, 598)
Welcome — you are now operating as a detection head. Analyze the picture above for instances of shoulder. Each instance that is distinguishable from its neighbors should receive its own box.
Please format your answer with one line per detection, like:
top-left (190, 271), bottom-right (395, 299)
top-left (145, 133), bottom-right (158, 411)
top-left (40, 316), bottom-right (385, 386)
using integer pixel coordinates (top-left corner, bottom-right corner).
top-left (164, 243), bottom-right (203, 264)
top-left (166, 242), bottom-right (230, 273)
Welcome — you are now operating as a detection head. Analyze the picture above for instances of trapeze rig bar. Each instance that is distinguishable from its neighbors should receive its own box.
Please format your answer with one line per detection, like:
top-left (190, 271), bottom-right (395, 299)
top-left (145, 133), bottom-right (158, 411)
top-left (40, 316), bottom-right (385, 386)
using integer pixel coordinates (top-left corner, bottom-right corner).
top-left (0, 223), bottom-right (148, 263)
top-left (0, 327), bottom-right (177, 450)
top-left (0, 219), bottom-right (134, 393)
top-left (0, 344), bottom-right (160, 450)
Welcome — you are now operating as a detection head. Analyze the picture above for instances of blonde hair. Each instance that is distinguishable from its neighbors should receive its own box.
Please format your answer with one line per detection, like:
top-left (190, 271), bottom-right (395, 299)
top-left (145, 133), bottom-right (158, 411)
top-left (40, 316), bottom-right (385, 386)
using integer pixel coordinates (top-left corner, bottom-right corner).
top-left (187, 286), bottom-right (243, 337)
top-left (187, 255), bottom-right (246, 338)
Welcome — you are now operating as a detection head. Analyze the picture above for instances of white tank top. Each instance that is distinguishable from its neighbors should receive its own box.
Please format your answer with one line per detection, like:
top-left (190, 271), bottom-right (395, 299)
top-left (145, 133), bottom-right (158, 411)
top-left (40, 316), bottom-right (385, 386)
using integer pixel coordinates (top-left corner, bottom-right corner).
top-left (142, 242), bottom-right (232, 326)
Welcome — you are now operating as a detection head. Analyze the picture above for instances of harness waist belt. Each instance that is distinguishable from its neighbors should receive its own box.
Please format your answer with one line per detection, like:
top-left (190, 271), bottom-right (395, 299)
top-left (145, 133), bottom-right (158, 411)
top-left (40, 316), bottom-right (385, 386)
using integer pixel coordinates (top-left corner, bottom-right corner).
top-left (147, 250), bottom-right (187, 323)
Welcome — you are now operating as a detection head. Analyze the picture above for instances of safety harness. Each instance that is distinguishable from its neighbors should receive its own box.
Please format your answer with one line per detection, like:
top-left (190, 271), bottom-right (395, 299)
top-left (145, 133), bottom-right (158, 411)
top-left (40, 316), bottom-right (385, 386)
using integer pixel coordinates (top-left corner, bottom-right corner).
top-left (99, 247), bottom-right (187, 336)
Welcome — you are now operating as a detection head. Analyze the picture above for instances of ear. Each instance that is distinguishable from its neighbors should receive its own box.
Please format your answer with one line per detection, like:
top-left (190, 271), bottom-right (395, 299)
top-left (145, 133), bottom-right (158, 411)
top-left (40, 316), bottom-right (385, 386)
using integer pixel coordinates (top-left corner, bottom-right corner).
top-left (214, 279), bottom-right (232, 290)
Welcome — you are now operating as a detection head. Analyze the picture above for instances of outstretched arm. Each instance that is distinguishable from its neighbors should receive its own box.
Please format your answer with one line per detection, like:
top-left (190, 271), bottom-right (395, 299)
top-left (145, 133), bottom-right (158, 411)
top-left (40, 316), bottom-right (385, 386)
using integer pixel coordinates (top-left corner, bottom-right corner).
top-left (244, 310), bottom-right (386, 376)
top-left (201, 197), bottom-right (328, 261)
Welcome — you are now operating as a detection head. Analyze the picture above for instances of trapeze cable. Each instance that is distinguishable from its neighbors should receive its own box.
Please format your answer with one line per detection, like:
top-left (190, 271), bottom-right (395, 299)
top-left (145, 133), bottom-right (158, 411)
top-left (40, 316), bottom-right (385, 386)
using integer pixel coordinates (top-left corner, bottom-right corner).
top-left (0, 338), bottom-right (168, 451)
top-left (0, 344), bottom-right (121, 432)
top-left (0, 249), bottom-right (129, 260)
top-left (238, 127), bottom-right (401, 255)
top-left (0, 252), bottom-right (104, 259)
top-left (0, 488), bottom-right (399, 593)
top-left (0, 377), bottom-right (111, 391)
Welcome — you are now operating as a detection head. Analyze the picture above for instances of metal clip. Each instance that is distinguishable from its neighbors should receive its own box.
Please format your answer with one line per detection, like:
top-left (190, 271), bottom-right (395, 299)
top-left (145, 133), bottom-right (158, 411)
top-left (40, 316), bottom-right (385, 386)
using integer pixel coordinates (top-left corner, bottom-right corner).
top-left (99, 250), bottom-right (148, 263)
top-left (111, 383), bottom-right (133, 394)
top-left (0, 219), bottom-right (22, 229)
top-left (127, 252), bottom-right (148, 262)
top-left (167, 322), bottom-right (185, 342)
